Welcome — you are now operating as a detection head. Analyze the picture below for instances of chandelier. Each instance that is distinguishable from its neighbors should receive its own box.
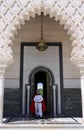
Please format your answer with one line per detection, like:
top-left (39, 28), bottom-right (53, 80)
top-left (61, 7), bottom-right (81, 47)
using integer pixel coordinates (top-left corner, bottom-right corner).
top-left (36, 12), bottom-right (48, 51)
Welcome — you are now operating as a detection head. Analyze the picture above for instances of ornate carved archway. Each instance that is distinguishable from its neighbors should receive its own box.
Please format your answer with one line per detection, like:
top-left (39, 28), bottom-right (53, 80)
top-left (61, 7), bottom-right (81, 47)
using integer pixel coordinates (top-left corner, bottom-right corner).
top-left (0, 0), bottom-right (84, 65)
top-left (0, 0), bottom-right (84, 122)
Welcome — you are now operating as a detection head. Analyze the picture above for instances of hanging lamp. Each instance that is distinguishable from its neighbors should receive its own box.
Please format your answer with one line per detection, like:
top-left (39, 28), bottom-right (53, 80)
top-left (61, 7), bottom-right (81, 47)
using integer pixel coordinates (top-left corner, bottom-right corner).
top-left (36, 12), bottom-right (48, 51)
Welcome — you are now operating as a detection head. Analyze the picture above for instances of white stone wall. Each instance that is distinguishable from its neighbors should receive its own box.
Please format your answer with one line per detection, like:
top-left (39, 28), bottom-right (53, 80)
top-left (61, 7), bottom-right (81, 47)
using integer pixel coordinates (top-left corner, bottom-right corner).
top-left (5, 15), bottom-right (80, 89)
top-left (23, 46), bottom-right (60, 87)
top-left (5, 42), bottom-right (20, 88)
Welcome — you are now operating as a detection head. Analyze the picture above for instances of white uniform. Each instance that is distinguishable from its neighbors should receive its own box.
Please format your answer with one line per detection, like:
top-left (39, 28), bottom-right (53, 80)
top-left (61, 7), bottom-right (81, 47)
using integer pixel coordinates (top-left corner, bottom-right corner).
top-left (34, 94), bottom-right (43, 117)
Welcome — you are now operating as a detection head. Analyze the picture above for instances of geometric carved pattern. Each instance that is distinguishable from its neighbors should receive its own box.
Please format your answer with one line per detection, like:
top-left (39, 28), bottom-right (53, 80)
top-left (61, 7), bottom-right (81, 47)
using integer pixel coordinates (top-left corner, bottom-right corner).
top-left (0, 0), bottom-right (84, 64)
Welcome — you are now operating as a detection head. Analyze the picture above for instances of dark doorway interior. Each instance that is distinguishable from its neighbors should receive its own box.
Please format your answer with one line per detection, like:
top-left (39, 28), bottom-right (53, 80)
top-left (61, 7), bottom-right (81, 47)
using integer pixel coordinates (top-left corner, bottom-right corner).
top-left (34, 71), bottom-right (47, 106)
top-left (29, 69), bottom-right (53, 117)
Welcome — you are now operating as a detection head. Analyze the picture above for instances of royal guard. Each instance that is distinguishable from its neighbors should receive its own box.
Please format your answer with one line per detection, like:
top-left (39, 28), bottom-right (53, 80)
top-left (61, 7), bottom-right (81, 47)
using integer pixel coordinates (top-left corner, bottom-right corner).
top-left (30, 89), bottom-right (46, 118)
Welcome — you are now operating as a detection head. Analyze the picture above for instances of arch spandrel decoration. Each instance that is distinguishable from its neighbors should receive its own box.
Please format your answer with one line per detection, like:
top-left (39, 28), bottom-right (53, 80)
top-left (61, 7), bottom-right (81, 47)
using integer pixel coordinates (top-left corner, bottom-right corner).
top-left (0, 0), bottom-right (84, 65)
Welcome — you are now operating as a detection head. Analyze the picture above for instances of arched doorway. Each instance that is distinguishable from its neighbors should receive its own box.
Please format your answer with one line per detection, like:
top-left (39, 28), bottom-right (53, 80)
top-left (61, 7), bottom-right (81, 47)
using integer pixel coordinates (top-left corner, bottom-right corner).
top-left (21, 43), bottom-right (63, 117)
top-left (29, 66), bottom-right (55, 117)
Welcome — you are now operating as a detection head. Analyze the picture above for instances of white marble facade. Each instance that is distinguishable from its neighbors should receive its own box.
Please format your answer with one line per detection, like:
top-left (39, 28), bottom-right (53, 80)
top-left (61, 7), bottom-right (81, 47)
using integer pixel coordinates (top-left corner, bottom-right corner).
top-left (0, 0), bottom-right (84, 122)
top-left (5, 15), bottom-right (80, 89)
top-left (4, 15), bottom-right (81, 115)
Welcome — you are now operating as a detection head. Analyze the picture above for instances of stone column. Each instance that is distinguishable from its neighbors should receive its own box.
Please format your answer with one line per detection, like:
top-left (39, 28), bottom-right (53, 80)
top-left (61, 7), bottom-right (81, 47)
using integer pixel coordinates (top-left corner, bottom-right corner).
top-left (0, 65), bottom-right (6, 123)
top-left (73, 61), bottom-right (84, 119)
top-left (72, 62), bottom-right (84, 119)
top-left (53, 85), bottom-right (57, 117)
top-left (27, 85), bottom-right (30, 116)
top-left (80, 67), bottom-right (84, 119)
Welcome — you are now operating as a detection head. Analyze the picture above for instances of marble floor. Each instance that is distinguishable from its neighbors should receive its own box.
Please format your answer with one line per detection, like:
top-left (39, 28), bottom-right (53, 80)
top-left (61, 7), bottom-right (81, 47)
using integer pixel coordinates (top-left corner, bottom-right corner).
top-left (3, 117), bottom-right (82, 124)
top-left (1, 117), bottom-right (84, 130)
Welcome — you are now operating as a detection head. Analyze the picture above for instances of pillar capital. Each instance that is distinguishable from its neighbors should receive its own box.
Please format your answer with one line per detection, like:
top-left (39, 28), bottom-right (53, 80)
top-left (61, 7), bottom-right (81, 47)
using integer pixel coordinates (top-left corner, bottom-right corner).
top-left (71, 58), bottom-right (84, 74)
top-left (71, 58), bottom-right (84, 65)
top-left (53, 85), bottom-right (56, 90)
top-left (77, 61), bottom-right (84, 77)
top-left (80, 67), bottom-right (84, 78)
top-left (0, 58), bottom-right (14, 77)
top-left (0, 66), bottom-right (6, 78)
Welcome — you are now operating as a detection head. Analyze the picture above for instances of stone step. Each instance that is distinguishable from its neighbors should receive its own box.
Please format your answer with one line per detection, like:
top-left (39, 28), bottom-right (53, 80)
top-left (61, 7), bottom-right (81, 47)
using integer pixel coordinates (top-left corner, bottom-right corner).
top-left (0, 123), bottom-right (84, 130)
top-left (1, 118), bottom-right (84, 130)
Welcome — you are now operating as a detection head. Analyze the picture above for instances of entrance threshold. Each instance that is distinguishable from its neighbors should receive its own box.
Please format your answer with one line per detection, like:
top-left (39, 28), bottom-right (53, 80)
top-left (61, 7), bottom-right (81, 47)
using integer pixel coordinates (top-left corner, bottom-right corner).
top-left (3, 117), bottom-right (81, 124)
top-left (1, 118), bottom-right (84, 130)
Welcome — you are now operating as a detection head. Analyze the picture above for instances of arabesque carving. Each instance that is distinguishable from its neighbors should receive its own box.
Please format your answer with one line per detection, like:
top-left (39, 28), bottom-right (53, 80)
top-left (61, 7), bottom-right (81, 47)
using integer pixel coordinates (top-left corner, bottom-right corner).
top-left (0, 0), bottom-right (84, 65)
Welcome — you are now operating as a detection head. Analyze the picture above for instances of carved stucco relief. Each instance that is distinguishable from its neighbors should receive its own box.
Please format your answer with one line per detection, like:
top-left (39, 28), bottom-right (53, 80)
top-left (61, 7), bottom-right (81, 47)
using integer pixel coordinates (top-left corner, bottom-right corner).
top-left (0, 0), bottom-right (84, 65)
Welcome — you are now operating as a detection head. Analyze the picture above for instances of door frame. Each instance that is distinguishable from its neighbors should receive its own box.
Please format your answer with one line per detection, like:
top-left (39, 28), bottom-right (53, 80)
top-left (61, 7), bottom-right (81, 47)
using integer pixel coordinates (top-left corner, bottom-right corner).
top-left (28, 65), bottom-right (54, 116)
top-left (19, 42), bottom-right (64, 116)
